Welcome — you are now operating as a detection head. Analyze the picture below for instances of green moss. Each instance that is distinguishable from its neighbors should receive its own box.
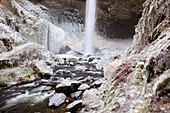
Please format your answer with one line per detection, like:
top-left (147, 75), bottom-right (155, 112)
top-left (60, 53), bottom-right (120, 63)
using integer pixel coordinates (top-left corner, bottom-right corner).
top-left (150, 18), bottom-right (170, 43)
top-left (6, 18), bottom-right (12, 26)
top-left (111, 107), bottom-right (115, 111)
top-left (157, 77), bottom-right (170, 96)
top-left (77, 107), bottom-right (82, 111)
top-left (6, 0), bottom-right (19, 16)
top-left (8, 44), bottom-right (36, 58)
top-left (10, 7), bottom-right (20, 16)
top-left (33, 26), bottom-right (37, 31)
top-left (146, 65), bottom-right (150, 71)
top-left (0, 81), bottom-right (7, 87)
top-left (6, 0), bottom-right (12, 7)
top-left (0, 67), bottom-right (39, 88)
top-left (102, 95), bottom-right (106, 100)
top-left (23, 19), bottom-right (27, 24)
top-left (21, 33), bottom-right (38, 43)
top-left (128, 51), bottom-right (132, 55)
top-left (15, 25), bottom-right (20, 32)
top-left (1, 74), bottom-right (15, 82)
top-left (146, 70), bottom-right (154, 83)
top-left (140, 64), bottom-right (144, 69)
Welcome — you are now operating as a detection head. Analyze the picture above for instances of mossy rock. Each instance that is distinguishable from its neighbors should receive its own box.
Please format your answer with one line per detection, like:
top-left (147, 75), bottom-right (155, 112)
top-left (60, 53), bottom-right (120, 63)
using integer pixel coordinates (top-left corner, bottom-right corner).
top-left (21, 32), bottom-right (38, 43)
top-left (0, 67), bottom-right (39, 87)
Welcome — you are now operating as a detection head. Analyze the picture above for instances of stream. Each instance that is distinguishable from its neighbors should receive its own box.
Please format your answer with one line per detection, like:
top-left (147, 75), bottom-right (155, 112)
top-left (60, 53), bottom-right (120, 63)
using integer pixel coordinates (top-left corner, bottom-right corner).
top-left (0, 55), bottom-right (104, 113)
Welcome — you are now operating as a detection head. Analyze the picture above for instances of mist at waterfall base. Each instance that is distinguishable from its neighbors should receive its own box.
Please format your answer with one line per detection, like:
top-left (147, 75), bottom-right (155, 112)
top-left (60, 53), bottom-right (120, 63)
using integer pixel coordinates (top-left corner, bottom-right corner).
top-left (40, 0), bottom-right (132, 55)
top-left (84, 0), bottom-right (97, 56)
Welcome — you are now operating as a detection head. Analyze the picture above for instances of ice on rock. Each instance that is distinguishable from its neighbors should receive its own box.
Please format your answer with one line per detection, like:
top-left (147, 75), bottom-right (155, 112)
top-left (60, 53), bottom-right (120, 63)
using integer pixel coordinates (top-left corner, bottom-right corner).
top-left (78, 84), bottom-right (90, 91)
top-left (0, 90), bottom-right (55, 110)
top-left (49, 93), bottom-right (66, 107)
top-left (71, 91), bottom-right (82, 98)
top-left (66, 100), bottom-right (82, 111)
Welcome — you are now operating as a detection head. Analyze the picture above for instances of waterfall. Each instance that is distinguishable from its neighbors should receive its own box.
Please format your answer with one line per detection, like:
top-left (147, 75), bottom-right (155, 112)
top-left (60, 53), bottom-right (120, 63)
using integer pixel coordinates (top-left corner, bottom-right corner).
top-left (84, 0), bottom-right (97, 56)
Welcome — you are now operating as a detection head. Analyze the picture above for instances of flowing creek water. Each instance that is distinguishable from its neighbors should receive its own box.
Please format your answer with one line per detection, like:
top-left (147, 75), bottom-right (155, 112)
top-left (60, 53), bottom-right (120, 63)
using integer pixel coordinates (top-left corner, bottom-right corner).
top-left (0, 55), bottom-right (104, 113)
top-left (0, 1), bottom-right (133, 113)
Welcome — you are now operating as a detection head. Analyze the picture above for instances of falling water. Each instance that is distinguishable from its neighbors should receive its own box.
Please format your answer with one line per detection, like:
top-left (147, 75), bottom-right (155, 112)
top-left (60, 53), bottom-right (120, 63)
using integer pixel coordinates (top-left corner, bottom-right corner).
top-left (84, 0), bottom-right (97, 56)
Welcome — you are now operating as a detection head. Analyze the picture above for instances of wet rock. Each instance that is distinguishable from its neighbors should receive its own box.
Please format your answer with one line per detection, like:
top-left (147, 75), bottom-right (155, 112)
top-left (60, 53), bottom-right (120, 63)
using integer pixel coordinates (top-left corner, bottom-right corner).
top-left (71, 91), bottom-right (82, 99)
top-left (91, 78), bottom-right (104, 88)
top-left (78, 84), bottom-right (90, 91)
top-left (66, 100), bottom-right (82, 112)
top-left (0, 81), bottom-right (7, 87)
top-left (0, 67), bottom-right (39, 87)
top-left (33, 61), bottom-right (53, 79)
top-left (76, 77), bottom-right (84, 81)
top-left (81, 76), bottom-right (95, 83)
top-left (82, 89), bottom-right (104, 110)
top-left (58, 45), bottom-right (71, 54)
top-left (35, 19), bottom-right (80, 55)
top-left (56, 79), bottom-right (81, 96)
top-left (49, 93), bottom-right (66, 107)
top-left (55, 69), bottom-right (65, 74)
top-left (88, 56), bottom-right (96, 62)
top-left (0, 40), bottom-right (7, 53)
top-left (75, 65), bottom-right (86, 71)
top-left (0, 37), bottom-right (14, 51)
top-left (66, 51), bottom-right (83, 57)
top-left (0, 58), bottom-right (12, 69)
top-left (82, 89), bottom-right (98, 100)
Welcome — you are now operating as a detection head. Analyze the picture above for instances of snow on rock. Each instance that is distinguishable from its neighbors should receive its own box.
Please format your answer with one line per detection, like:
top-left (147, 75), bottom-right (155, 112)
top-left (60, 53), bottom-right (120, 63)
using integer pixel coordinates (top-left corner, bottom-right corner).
top-left (71, 91), bottom-right (82, 99)
top-left (82, 89), bottom-right (104, 111)
top-left (66, 100), bottom-right (82, 112)
top-left (48, 93), bottom-right (66, 107)
top-left (78, 84), bottom-right (90, 91)
top-left (34, 18), bottom-right (82, 54)
top-left (82, 89), bottom-right (98, 100)
top-left (56, 79), bottom-right (81, 95)
top-left (91, 78), bottom-right (105, 88)
top-left (33, 60), bottom-right (53, 79)
top-left (11, 0), bottom-right (47, 19)
top-left (96, 50), bottom-right (125, 70)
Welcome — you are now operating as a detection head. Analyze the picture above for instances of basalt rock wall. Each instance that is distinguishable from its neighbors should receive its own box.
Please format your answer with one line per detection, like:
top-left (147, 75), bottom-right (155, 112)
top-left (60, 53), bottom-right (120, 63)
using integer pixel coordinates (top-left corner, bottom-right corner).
top-left (30, 0), bottom-right (145, 39)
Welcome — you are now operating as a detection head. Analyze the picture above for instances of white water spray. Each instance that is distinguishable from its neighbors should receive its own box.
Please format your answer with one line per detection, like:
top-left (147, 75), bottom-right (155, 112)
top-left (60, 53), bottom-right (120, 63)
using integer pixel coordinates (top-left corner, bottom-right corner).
top-left (84, 0), bottom-right (97, 56)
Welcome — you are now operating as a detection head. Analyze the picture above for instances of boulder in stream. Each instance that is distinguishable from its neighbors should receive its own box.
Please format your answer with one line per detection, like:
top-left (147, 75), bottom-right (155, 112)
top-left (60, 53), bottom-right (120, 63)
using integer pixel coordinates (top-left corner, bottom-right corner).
top-left (66, 100), bottom-right (82, 112)
top-left (56, 79), bottom-right (81, 96)
top-left (49, 93), bottom-right (66, 107)
top-left (71, 91), bottom-right (82, 99)
top-left (78, 83), bottom-right (90, 91)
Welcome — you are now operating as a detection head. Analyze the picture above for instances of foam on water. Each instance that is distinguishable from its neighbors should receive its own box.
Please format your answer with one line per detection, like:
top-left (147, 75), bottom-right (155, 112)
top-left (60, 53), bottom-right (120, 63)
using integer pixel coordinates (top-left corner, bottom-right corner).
top-left (0, 90), bottom-right (55, 110)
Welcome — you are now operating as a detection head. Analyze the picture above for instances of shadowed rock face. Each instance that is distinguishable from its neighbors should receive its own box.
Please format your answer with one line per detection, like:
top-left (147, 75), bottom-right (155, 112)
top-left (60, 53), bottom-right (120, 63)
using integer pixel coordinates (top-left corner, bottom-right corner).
top-left (97, 0), bottom-right (145, 38)
top-left (29, 0), bottom-right (145, 39)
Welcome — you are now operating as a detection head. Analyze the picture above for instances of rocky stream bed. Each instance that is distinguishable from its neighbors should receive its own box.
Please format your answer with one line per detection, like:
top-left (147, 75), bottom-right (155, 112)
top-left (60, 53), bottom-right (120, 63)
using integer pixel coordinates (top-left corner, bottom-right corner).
top-left (0, 0), bottom-right (169, 113)
top-left (0, 55), bottom-right (104, 113)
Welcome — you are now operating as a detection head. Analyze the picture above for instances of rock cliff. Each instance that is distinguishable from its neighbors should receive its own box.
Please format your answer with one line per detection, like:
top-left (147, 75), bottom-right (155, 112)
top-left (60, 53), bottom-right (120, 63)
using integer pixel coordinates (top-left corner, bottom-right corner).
top-left (31, 0), bottom-right (145, 39)
top-left (81, 0), bottom-right (169, 112)
top-left (129, 0), bottom-right (170, 54)
top-left (0, 0), bottom-right (169, 112)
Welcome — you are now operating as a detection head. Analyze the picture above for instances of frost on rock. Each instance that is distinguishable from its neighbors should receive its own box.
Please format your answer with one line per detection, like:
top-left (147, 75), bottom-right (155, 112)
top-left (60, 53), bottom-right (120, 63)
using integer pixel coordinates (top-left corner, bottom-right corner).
top-left (129, 0), bottom-right (169, 54)
top-left (66, 100), bottom-right (82, 112)
top-left (82, 0), bottom-right (170, 112)
top-left (0, 22), bottom-right (57, 88)
top-left (0, 90), bottom-right (55, 110)
top-left (96, 50), bottom-right (125, 70)
top-left (49, 93), bottom-right (66, 107)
